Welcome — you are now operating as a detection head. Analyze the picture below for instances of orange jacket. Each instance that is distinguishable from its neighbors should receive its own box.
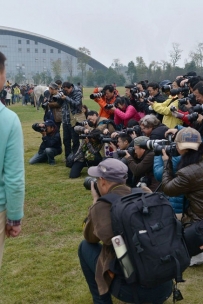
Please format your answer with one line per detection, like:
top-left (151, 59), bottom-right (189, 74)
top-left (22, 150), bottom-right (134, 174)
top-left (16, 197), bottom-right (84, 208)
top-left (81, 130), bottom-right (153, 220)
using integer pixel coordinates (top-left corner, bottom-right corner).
top-left (93, 88), bottom-right (119, 119)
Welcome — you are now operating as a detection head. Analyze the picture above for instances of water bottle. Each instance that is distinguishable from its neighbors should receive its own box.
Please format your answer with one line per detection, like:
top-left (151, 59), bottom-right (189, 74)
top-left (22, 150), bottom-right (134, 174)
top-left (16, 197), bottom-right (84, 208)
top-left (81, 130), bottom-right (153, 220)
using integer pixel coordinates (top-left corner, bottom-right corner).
top-left (111, 235), bottom-right (134, 279)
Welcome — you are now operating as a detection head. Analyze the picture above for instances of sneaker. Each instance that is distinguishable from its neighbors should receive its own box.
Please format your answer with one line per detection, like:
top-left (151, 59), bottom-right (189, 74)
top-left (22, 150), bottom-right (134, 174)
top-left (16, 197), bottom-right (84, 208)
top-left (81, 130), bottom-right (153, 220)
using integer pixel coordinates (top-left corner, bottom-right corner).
top-left (190, 252), bottom-right (203, 266)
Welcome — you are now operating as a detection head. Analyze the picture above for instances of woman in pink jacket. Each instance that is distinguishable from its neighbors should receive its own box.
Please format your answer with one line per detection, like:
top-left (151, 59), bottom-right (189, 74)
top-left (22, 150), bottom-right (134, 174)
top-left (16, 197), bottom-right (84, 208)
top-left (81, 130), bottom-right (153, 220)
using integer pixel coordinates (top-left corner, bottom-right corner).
top-left (113, 97), bottom-right (141, 128)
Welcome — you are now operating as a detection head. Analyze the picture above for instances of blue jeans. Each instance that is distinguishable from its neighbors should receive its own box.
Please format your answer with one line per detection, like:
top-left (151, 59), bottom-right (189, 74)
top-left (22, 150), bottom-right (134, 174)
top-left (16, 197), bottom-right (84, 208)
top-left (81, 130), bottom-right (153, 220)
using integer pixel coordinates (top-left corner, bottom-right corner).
top-left (29, 148), bottom-right (61, 164)
top-left (78, 240), bottom-right (172, 304)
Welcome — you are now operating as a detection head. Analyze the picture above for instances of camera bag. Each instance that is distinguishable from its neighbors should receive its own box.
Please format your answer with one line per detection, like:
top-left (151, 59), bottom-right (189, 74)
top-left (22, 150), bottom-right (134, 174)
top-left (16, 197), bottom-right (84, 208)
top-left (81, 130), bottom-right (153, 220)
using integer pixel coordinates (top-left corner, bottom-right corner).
top-left (100, 190), bottom-right (190, 289)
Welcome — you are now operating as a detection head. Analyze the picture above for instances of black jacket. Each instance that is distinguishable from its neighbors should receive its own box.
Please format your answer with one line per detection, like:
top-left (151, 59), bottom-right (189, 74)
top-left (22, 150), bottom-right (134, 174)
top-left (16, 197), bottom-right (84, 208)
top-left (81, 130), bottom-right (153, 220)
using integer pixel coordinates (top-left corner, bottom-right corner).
top-left (150, 124), bottom-right (169, 140)
top-left (37, 130), bottom-right (62, 154)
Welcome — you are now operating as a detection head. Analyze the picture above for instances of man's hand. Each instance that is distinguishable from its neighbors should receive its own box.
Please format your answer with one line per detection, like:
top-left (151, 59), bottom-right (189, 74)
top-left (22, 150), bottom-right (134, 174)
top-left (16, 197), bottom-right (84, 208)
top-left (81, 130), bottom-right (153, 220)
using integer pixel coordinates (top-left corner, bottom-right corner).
top-left (60, 94), bottom-right (66, 100)
top-left (41, 131), bottom-right (46, 136)
top-left (5, 224), bottom-right (21, 238)
top-left (147, 100), bottom-right (154, 107)
top-left (197, 114), bottom-right (203, 123)
top-left (109, 142), bottom-right (117, 152)
top-left (84, 137), bottom-right (89, 144)
top-left (165, 128), bottom-right (178, 138)
top-left (91, 181), bottom-right (99, 204)
top-left (84, 129), bottom-right (90, 134)
top-left (162, 149), bottom-right (169, 161)
top-left (103, 128), bottom-right (110, 135)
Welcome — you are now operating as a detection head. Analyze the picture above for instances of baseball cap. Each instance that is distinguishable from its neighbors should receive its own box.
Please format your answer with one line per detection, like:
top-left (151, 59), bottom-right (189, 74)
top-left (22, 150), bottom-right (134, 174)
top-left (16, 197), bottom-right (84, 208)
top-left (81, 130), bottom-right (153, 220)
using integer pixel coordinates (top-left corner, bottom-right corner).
top-left (49, 82), bottom-right (58, 90)
top-left (44, 120), bottom-right (56, 127)
top-left (174, 127), bottom-right (201, 151)
top-left (134, 136), bottom-right (149, 146)
top-left (88, 158), bottom-right (128, 183)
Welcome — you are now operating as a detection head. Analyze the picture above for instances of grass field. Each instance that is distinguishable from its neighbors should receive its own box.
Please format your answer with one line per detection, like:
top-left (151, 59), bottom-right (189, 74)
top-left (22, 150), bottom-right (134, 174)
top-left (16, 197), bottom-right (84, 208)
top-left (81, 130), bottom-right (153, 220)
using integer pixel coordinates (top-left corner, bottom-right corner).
top-left (0, 87), bottom-right (202, 304)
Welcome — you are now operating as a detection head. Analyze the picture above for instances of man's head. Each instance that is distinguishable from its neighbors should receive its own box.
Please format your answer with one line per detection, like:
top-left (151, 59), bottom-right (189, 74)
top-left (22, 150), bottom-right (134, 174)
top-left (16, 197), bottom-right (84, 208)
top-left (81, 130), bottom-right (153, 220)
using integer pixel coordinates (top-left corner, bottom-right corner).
top-left (62, 82), bottom-right (74, 95)
top-left (55, 80), bottom-right (62, 89)
top-left (103, 85), bottom-right (115, 100)
top-left (125, 84), bottom-right (134, 98)
top-left (139, 115), bottom-right (160, 137)
top-left (87, 110), bottom-right (99, 125)
top-left (133, 136), bottom-right (149, 159)
top-left (88, 158), bottom-right (128, 195)
top-left (147, 82), bottom-right (159, 97)
top-left (117, 133), bottom-right (132, 150)
top-left (44, 120), bottom-right (56, 134)
top-left (174, 127), bottom-right (201, 153)
top-left (0, 52), bottom-right (6, 91)
top-left (49, 82), bottom-right (58, 95)
top-left (193, 81), bottom-right (203, 104)
top-left (137, 81), bottom-right (147, 92)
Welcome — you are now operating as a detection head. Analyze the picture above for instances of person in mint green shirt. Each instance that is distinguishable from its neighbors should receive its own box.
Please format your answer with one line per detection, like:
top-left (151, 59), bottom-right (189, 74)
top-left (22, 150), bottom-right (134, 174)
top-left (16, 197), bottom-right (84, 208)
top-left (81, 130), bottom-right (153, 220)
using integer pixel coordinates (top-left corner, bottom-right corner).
top-left (0, 52), bottom-right (25, 267)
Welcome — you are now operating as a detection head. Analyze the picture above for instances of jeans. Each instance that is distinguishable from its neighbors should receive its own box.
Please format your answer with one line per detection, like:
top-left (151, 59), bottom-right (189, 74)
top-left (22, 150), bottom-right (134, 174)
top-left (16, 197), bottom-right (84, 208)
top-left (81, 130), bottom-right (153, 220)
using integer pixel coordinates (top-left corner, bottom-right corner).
top-left (69, 158), bottom-right (101, 178)
top-left (29, 148), bottom-right (61, 164)
top-left (63, 123), bottom-right (80, 158)
top-left (78, 240), bottom-right (172, 304)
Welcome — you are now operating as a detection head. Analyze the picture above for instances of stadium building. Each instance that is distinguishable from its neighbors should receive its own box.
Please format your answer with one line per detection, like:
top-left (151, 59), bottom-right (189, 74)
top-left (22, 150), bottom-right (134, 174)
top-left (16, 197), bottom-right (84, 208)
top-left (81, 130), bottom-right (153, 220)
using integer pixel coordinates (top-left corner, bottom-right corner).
top-left (0, 26), bottom-right (107, 84)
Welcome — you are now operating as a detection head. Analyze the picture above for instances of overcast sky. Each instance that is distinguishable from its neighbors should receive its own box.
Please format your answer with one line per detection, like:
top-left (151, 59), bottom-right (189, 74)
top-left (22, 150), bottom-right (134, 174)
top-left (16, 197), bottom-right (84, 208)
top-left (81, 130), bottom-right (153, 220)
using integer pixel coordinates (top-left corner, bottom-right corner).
top-left (1, 0), bottom-right (203, 68)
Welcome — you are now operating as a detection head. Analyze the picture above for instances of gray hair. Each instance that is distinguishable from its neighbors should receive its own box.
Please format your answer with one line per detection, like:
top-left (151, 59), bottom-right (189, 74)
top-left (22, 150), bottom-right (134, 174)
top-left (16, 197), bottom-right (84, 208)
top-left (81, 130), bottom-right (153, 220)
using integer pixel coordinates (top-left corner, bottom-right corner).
top-left (139, 114), bottom-right (160, 129)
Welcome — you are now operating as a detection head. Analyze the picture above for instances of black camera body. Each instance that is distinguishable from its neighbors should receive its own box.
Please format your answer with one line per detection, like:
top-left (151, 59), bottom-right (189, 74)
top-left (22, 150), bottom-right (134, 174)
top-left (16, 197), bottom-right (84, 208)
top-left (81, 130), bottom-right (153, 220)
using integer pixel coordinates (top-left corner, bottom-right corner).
top-left (42, 101), bottom-right (49, 110)
top-left (170, 87), bottom-right (189, 97)
top-left (104, 104), bottom-right (114, 110)
top-left (83, 176), bottom-right (100, 196)
top-left (52, 91), bottom-right (64, 101)
top-left (126, 125), bottom-right (142, 137)
top-left (139, 138), bottom-right (179, 156)
top-left (117, 147), bottom-right (134, 157)
top-left (32, 123), bottom-right (46, 133)
top-left (90, 91), bottom-right (105, 99)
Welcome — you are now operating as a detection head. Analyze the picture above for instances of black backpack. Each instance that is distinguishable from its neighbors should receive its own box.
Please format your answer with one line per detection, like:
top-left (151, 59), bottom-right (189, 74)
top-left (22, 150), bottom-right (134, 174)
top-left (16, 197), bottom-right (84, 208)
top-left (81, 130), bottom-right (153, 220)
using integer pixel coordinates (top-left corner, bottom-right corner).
top-left (100, 189), bottom-right (190, 289)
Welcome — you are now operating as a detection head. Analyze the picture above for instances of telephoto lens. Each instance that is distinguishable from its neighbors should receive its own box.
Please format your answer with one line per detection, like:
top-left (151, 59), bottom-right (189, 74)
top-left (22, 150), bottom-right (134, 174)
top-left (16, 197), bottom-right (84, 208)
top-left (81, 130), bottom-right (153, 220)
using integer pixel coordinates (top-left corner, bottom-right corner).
top-left (83, 176), bottom-right (100, 196)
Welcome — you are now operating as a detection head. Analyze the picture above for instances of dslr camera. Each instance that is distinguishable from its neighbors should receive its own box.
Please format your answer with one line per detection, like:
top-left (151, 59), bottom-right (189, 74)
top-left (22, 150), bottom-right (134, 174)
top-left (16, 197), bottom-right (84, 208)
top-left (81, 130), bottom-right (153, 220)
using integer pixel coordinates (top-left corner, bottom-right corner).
top-left (52, 91), bottom-right (64, 101)
top-left (90, 91), bottom-right (105, 99)
top-left (139, 137), bottom-right (179, 156)
top-left (117, 147), bottom-right (134, 157)
top-left (32, 123), bottom-right (46, 133)
top-left (83, 176), bottom-right (100, 196)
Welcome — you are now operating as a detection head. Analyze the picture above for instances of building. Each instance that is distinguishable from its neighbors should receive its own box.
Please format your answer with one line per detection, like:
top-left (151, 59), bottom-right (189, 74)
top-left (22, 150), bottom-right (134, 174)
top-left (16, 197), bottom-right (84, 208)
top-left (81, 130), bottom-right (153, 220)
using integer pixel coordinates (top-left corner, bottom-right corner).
top-left (0, 26), bottom-right (107, 84)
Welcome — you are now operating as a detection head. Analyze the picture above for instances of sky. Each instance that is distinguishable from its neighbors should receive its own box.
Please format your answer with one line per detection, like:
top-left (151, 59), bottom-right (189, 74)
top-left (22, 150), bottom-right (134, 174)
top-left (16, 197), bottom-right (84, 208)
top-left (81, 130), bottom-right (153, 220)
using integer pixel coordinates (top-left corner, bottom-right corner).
top-left (1, 0), bottom-right (203, 68)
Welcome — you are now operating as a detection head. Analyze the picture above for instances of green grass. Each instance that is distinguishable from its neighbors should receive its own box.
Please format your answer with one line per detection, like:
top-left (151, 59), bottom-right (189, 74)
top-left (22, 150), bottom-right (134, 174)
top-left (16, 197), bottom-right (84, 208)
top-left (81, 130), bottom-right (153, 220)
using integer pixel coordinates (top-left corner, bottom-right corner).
top-left (0, 88), bottom-right (202, 304)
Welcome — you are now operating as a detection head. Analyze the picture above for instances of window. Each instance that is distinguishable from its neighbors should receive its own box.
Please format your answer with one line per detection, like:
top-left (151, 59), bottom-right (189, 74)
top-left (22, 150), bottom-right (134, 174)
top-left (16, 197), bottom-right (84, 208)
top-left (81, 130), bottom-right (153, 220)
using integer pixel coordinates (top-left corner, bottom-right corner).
top-left (35, 49), bottom-right (38, 53)
top-left (27, 48), bottom-right (30, 53)
top-left (58, 50), bottom-right (61, 54)
top-left (18, 40), bottom-right (21, 44)
top-left (26, 40), bottom-right (30, 44)
top-left (35, 41), bottom-right (38, 45)
top-left (50, 49), bottom-right (53, 53)
top-left (18, 48), bottom-right (22, 52)
top-left (43, 49), bottom-right (46, 53)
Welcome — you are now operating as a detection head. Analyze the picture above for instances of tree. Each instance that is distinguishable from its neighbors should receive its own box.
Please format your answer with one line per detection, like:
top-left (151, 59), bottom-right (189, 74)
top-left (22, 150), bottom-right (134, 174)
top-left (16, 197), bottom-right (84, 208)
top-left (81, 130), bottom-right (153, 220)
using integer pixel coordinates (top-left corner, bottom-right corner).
top-left (190, 43), bottom-right (203, 70)
top-left (51, 59), bottom-right (62, 79)
top-left (86, 71), bottom-right (95, 86)
top-left (136, 56), bottom-right (148, 80)
top-left (169, 43), bottom-right (182, 67)
top-left (111, 58), bottom-right (123, 74)
top-left (77, 47), bottom-right (91, 83)
top-left (64, 55), bottom-right (74, 82)
top-left (126, 61), bottom-right (137, 83)
top-left (95, 70), bottom-right (106, 86)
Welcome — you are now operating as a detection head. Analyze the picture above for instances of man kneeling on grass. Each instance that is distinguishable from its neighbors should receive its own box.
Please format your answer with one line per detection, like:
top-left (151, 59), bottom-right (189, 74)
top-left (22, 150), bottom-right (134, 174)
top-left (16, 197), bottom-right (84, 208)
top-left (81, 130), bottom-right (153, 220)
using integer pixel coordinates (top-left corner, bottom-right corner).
top-left (29, 120), bottom-right (62, 165)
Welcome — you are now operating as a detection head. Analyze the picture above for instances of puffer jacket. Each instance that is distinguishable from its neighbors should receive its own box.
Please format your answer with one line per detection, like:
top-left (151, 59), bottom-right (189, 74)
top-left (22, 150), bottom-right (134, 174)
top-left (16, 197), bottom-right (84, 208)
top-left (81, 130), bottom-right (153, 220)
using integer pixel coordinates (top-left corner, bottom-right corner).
top-left (93, 87), bottom-right (118, 119)
top-left (153, 155), bottom-right (184, 214)
top-left (151, 97), bottom-right (183, 128)
top-left (162, 159), bottom-right (203, 222)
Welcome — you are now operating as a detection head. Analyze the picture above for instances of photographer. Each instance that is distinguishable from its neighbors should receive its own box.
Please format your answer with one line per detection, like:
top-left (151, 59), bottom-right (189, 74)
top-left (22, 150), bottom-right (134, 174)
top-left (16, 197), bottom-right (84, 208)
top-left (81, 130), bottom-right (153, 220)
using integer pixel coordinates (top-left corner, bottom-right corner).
top-left (161, 127), bottom-right (203, 265)
top-left (139, 114), bottom-right (168, 140)
top-left (124, 136), bottom-right (160, 191)
top-left (90, 85), bottom-right (119, 119)
top-left (43, 82), bottom-right (62, 130)
top-left (125, 84), bottom-right (149, 117)
top-left (57, 82), bottom-right (83, 160)
top-left (79, 158), bottom-right (172, 304)
top-left (112, 96), bottom-right (141, 128)
top-left (147, 82), bottom-right (167, 122)
top-left (69, 129), bottom-right (103, 178)
top-left (29, 120), bottom-right (62, 165)
top-left (148, 79), bottom-right (186, 128)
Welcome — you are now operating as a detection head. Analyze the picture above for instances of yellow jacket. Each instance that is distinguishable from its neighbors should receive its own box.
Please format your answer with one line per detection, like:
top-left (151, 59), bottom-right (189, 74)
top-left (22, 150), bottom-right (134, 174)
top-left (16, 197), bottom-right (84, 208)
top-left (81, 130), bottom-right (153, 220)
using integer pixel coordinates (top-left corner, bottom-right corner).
top-left (151, 97), bottom-right (183, 128)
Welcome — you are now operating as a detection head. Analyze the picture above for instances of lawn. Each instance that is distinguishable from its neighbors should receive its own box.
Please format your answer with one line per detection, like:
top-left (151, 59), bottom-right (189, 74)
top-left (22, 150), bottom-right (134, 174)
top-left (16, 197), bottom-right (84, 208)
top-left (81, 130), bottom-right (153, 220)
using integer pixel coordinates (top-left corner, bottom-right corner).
top-left (0, 87), bottom-right (202, 304)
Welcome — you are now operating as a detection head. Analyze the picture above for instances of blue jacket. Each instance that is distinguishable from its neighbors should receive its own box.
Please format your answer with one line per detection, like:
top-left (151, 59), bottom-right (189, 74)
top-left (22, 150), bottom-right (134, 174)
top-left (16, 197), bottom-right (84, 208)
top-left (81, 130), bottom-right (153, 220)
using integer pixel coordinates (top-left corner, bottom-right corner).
top-left (153, 155), bottom-right (184, 214)
top-left (0, 103), bottom-right (24, 220)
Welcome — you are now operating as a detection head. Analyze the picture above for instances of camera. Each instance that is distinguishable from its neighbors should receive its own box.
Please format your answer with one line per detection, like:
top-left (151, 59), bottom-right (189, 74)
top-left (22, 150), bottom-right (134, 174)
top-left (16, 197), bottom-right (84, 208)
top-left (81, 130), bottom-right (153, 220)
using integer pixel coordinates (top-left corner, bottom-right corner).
top-left (170, 87), bottom-right (189, 97)
top-left (139, 138), bottom-right (179, 156)
top-left (104, 104), bottom-right (114, 110)
top-left (192, 104), bottom-right (203, 114)
top-left (178, 94), bottom-right (195, 105)
top-left (134, 92), bottom-right (146, 99)
top-left (101, 135), bottom-right (118, 144)
top-left (42, 101), bottom-right (49, 110)
top-left (90, 91), bottom-right (105, 99)
top-left (162, 85), bottom-right (172, 93)
top-left (117, 147), bottom-right (134, 157)
top-left (186, 112), bottom-right (199, 122)
top-left (52, 91), bottom-right (64, 101)
top-left (77, 120), bottom-right (89, 126)
top-left (83, 176), bottom-right (100, 196)
top-left (136, 176), bottom-right (151, 188)
top-left (130, 86), bottom-right (139, 95)
top-left (126, 125), bottom-right (142, 137)
top-left (32, 123), bottom-right (46, 133)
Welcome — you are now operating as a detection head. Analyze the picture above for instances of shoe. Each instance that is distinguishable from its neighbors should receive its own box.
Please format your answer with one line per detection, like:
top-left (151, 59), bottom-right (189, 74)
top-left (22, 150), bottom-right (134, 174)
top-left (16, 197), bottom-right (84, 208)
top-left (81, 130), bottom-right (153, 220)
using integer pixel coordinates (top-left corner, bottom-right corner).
top-left (190, 252), bottom-right (203, 266)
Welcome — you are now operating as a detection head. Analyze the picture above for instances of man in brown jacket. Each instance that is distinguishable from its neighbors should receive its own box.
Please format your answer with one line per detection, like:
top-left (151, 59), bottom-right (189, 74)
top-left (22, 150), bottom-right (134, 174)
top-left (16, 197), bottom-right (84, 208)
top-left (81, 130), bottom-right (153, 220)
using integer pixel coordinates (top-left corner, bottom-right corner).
top-left (78, 158), bottom-right (172, 304)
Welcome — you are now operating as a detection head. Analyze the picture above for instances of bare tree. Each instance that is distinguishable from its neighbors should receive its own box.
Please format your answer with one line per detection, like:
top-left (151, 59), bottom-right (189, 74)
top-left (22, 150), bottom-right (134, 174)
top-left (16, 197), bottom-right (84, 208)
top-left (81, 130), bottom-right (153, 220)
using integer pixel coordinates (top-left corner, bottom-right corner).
top-left (169, 43), bottom-right (182, 66)
top-left (64, 55), bottom-right (73, 81)
top-left (51, 59), bottom-right (62, 79)
top-left (190, 42), bottom-right (203, 68)
top-left (111, 58), bottom-right (123, 74)
top-left (77, 47), bottom-right (91, 82)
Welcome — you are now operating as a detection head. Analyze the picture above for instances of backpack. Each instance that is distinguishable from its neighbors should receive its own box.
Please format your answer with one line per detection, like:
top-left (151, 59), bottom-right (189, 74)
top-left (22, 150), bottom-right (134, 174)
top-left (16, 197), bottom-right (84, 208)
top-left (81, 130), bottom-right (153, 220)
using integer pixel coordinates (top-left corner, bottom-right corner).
top-left (100, 189), bottom-right (190, 289)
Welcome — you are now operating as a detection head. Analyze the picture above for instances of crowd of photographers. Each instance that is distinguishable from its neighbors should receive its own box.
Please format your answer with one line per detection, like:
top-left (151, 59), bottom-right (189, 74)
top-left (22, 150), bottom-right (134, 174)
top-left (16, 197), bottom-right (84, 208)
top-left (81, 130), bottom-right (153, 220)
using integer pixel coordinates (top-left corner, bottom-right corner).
top-left (30, 73), bottom-right (203, 257)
